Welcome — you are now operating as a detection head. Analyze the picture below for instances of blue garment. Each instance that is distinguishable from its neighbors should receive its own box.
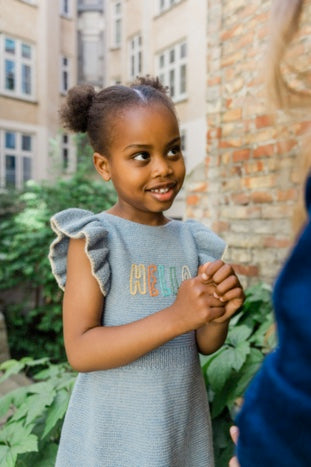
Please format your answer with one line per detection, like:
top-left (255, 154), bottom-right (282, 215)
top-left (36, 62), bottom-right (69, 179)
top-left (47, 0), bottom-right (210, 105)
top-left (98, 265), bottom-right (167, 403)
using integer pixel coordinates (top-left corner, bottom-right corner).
top-left (49, 210), bottom-right (226, 467)
top-left (236, 175), bottom-right (311, 467)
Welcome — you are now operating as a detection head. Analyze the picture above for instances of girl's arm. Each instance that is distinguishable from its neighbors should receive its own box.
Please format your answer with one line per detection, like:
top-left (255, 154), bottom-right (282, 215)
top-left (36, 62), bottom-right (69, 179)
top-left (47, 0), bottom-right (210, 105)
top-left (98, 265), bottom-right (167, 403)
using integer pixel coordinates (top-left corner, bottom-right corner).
top-left (195, 261), bottom-right (245, 355)
top-left (63, 238), bottom-right (226, 372)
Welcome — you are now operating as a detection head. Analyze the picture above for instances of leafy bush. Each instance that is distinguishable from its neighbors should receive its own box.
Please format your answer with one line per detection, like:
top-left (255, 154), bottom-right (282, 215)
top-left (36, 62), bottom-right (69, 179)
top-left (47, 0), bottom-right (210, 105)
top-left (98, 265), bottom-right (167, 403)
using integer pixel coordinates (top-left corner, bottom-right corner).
top-left (0, 283), bottom-right (275, 466)
top-left (0, 358), bottom-right (76, 466)
top-left (201, 282), bottom-right (276, 467)
top-left (0, 170), bottom-right (116, 362)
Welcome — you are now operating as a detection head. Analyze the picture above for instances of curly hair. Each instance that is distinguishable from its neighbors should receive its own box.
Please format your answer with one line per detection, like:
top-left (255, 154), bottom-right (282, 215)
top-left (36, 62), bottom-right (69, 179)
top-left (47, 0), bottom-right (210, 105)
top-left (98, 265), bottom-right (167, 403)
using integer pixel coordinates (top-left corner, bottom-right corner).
top-left (59, 76), bottom-right (176, 154)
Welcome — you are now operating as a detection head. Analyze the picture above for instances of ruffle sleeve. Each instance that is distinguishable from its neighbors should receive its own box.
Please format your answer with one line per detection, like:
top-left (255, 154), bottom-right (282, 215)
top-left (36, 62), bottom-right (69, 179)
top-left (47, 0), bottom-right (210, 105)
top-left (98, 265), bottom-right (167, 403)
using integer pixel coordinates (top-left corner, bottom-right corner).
top-left (49, 208), bottom-right (110, 296)
top-left (186, 219), bottom-right (226, 265)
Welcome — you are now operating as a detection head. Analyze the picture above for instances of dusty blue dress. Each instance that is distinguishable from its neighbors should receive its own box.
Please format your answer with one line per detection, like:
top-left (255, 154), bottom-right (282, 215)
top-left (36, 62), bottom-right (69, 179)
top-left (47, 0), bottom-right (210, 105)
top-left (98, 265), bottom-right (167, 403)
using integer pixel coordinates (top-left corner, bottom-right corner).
top-left (49, 209), bottom-right (226, 467)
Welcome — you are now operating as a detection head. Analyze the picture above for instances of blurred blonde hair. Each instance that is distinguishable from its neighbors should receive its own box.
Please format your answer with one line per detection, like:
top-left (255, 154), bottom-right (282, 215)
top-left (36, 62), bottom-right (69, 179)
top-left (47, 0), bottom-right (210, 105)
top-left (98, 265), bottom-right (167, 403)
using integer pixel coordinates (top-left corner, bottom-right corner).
top-left (266, 0), bottom-right (311, 233)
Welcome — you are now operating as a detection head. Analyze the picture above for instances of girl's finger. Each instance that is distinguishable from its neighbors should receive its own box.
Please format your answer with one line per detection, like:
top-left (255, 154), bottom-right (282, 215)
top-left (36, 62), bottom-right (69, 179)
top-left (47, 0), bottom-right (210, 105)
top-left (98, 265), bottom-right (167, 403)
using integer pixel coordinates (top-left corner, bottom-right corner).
top-left (212, 263), bottom-right (235, 284)
top-left (200, 260), bottom-right (225, 280)
top-left (215, 275), bottom-right (240, 296)
top-left (218, 287), bottom-right (244, 303)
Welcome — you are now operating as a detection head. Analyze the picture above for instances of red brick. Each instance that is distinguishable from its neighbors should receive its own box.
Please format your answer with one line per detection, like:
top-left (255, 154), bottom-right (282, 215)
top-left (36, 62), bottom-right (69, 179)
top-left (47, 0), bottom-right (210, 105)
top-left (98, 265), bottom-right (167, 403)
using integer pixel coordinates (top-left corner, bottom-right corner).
top-left (212, 221), bottom-right (230, 233)
top-left (253, 144), bottom-right (275, 158)
top-left (276, 140), bottom-right (297, 154)
top-left (233, 264), bottom-right (259, 277)
top-left (221, 25), bottom-right (243, 41)
top-left (208, 76), bottom-right (221, 86)
top-left (263, 237), bottom-right (291, 248)
top-left (255, 114), bottom-right (275, 129)
top-left (233, 149), bottom-right (250, 162)
top-left (277, 189), bottom-right (298, 201)
top-left (294, 121), bottom-right (311, 136)
top-left (231, 192), bottom-right (250, 205)
top-left (219, 138), bottom-right (243, 148)
top-left (186, 195), bottom-right (200, 206)
top-left (251, 191), bottom-right (273, 203)
top-left (223, 108), bottom-right (242, 122)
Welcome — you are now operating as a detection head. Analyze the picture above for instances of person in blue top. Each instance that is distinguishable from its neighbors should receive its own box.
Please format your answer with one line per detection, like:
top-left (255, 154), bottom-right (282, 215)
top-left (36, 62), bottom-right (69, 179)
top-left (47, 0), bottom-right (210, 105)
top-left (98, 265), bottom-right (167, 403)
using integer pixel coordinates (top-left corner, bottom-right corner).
top-left (230, 1), bottom-right (311, 466)
top-left (49, 76), bottom-right (244, 466)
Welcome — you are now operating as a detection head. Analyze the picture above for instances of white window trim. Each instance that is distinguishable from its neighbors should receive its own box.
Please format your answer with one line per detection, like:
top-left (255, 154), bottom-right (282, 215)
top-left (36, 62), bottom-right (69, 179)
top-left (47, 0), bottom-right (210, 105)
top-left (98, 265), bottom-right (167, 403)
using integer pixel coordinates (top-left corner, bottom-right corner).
top-left (156, 0), bottom-right (181, 15)
top-left (156, 40), bottom-right (187, 103)
top-left (0, 34), bottom-right (36, 101)
top-left (60, 0), bottom-right (72, 18)
top-left (0, 128), bottom-right (34, 189)
top-left (111, 1), bottom-right (122, 49)
top-left (128, 34), bottom-right (142, 80)
top-left (60, 55), bottom-right (71, 94)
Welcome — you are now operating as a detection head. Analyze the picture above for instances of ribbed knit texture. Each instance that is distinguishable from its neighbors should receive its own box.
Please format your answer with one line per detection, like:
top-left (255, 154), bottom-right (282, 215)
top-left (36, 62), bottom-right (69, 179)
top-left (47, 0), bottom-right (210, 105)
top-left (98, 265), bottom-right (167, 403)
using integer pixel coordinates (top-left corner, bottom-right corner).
top-left (49, 210), bottom-right (226, 467)
top-left (236, 175), bottom-right (311, 466)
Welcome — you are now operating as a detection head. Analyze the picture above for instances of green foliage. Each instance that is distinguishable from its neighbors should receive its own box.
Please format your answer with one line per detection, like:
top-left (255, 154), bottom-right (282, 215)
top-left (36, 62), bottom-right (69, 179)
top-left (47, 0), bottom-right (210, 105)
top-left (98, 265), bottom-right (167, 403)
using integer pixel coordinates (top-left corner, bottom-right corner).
top-left (202, 282), bottom-right (276, 467)
top-left (0, 158), bottom-right (116, 361)
top-left (0, 358), bottom-right (76, 466)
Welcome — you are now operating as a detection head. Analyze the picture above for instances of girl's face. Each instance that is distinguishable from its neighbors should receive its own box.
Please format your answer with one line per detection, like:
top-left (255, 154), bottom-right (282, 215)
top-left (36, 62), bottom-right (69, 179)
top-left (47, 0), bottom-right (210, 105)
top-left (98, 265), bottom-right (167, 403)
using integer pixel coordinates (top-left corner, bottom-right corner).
top-left (94, 103), bottom-right (185, 225)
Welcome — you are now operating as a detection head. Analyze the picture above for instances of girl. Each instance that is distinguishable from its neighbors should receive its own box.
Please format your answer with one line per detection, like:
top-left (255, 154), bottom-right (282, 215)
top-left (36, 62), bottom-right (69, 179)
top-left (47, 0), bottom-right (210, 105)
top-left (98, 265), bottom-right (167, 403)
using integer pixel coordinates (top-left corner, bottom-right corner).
top-left (49, 76), bottom-right (244, 466)
top-left (231, 1), bottom-right (311, 466)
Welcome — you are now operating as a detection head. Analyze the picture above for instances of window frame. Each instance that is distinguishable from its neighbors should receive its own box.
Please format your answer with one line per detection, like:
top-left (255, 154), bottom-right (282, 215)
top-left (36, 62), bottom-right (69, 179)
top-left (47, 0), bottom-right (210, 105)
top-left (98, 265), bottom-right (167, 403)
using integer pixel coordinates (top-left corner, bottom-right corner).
top-left (60, 55), bottom-right (71, 95)
top-left (0, 129), bottom-right (34, 189)
top-left (128, 34), bottom-right (142, 80)
top-left (0, 34), bottom-right (36, 101)
top-left (60, 0), bottom-right (72, 18)
top-left (111, 1), bottom-right (122, 49)
top-left (157, 40), bottom-right (187, 102)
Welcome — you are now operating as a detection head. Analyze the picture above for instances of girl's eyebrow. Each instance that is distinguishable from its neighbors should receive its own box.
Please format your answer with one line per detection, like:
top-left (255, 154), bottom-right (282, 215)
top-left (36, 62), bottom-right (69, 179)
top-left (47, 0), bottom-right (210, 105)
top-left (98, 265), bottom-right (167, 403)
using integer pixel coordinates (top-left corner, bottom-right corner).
top-left (124, 137), bottom-right (181, 152)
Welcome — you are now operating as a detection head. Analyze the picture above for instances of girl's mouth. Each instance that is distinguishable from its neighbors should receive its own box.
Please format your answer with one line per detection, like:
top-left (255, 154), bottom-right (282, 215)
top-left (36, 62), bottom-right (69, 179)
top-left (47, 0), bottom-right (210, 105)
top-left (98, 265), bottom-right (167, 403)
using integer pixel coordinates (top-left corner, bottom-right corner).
top-left (147, 184), bottom-right (176, 202)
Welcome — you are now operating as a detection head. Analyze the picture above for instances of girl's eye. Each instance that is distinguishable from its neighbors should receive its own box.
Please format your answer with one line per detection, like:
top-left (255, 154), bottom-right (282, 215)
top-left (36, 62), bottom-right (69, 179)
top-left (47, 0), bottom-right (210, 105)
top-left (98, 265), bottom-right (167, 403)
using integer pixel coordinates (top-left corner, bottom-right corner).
top-left (167, 146), bottom-right (181, 158)
top-left (133, 152), bottom-right (150, 161)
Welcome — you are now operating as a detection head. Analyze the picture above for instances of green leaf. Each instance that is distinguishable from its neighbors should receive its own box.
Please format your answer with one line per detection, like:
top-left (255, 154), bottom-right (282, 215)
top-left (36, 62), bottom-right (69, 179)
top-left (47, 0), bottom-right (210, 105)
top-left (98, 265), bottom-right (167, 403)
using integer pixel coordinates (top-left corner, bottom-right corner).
top-left (231, 341), bottom-right (250, 372)
top-left (207, 348), bottom-right (235, 392)
top-left (0, 445), bottom-right (16, 467)
top-left (42, 389), bottom-right (70, 438)
top-left (227, 325), bottom-right (252, 347)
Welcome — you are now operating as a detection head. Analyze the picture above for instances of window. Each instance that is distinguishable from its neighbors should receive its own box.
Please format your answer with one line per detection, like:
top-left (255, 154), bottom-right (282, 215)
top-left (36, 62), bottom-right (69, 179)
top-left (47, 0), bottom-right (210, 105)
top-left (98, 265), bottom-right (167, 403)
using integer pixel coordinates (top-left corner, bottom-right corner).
top-left (157, 41), bottom-right (187, 101)
top-left (158, 0), bottom-right (181, 14)
top-left (60, 0), bottom-right (72, 17)
top-left (112, 1), bottom-right (122, 48)
top-left (60, 56), bottom-right (70, 94)
top-left (1, 35), bottom-right (35, 100)
top-left (0, 130), bottom-right (33, 188)
top-left (129, 34), bottom-right (142, 80)
top-left (61, 133), bottom-right (70, 170)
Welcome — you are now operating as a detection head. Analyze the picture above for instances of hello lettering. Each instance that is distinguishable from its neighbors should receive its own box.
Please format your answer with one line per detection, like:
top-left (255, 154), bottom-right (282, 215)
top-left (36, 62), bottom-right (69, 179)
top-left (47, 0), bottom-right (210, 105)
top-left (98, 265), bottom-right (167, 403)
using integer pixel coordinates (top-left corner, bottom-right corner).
top-left (129, 263), bottom-right (192, 297)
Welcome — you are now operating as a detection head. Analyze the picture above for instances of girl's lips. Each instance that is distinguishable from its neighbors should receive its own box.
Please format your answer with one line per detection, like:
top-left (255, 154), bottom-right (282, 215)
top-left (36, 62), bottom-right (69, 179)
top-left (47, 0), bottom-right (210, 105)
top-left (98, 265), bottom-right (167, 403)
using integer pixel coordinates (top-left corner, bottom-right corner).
top-left (147, 184), bottom-right (176, 202)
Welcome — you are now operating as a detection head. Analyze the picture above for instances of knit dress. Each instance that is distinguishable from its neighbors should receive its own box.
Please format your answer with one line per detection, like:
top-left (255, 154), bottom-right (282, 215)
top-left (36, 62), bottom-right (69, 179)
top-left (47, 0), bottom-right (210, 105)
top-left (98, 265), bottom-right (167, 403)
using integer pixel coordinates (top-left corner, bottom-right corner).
top-left (49, 209), bottom-right (226, 467)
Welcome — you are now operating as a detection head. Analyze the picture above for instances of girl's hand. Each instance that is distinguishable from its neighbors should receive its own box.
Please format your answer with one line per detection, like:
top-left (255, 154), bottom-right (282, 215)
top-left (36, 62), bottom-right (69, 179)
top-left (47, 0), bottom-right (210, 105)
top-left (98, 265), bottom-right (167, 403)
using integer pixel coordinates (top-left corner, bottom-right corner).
top-left (199, 260), bottom-right (245, 323)
top-left (172, 273), bottom-right (226, 332)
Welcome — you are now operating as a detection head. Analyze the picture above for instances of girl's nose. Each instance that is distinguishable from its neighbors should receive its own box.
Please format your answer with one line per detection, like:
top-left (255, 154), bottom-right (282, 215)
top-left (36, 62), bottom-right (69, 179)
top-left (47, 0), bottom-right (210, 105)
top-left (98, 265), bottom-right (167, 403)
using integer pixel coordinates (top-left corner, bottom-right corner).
top-left (152, 156), bottom-right (173, 177)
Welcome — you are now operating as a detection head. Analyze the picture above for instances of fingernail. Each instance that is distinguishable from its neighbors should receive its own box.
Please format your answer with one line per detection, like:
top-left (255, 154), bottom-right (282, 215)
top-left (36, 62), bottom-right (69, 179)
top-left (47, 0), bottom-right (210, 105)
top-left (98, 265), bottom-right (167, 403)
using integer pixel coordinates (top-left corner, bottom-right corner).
top-left (202, 273), bottom-right (208, 280)
top-left (213, 292), bottom-right (220, 299)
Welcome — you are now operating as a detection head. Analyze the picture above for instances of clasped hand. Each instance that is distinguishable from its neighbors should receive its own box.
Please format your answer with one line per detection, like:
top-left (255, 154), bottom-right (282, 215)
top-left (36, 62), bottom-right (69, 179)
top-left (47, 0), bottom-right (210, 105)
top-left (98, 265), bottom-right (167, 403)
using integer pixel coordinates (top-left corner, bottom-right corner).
top-left (173, 259), bottom-right (244, 332)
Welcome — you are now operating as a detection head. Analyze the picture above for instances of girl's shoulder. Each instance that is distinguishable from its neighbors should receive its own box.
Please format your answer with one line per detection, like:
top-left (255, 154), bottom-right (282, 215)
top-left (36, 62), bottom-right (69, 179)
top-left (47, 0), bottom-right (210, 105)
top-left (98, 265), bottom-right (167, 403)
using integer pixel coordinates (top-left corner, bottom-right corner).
top-left (49, 208), bottom-right (111, 295)
top-left (184, 218), bottom-right (227, 264)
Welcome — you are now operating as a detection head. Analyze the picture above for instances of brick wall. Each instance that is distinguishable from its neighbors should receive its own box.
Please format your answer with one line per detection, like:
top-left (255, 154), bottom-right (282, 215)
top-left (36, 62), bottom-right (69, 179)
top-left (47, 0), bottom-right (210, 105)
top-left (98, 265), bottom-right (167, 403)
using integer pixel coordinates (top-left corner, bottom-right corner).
top-left (186, 0), bottom-right (311, 287)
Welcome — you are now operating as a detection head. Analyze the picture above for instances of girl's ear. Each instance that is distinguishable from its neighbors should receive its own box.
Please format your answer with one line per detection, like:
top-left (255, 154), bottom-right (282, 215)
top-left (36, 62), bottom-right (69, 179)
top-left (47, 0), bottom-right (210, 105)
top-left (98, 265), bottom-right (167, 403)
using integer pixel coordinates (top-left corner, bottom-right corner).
top-left (93, 153), bottom-right (111, 181)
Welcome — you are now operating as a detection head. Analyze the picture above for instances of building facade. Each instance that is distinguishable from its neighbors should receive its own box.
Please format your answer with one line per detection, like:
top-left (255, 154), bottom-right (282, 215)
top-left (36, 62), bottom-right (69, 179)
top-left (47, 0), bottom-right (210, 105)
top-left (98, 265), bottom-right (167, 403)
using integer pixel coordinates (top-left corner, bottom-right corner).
top-left (0, 0), bottom-right (77, 190)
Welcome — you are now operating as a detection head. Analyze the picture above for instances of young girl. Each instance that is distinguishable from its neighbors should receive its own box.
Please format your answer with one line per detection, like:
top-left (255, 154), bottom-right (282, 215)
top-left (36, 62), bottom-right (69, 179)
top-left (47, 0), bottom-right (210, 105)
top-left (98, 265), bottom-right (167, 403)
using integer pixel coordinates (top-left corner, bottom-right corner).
top-left (49, 76), bottom-right (244, 466)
